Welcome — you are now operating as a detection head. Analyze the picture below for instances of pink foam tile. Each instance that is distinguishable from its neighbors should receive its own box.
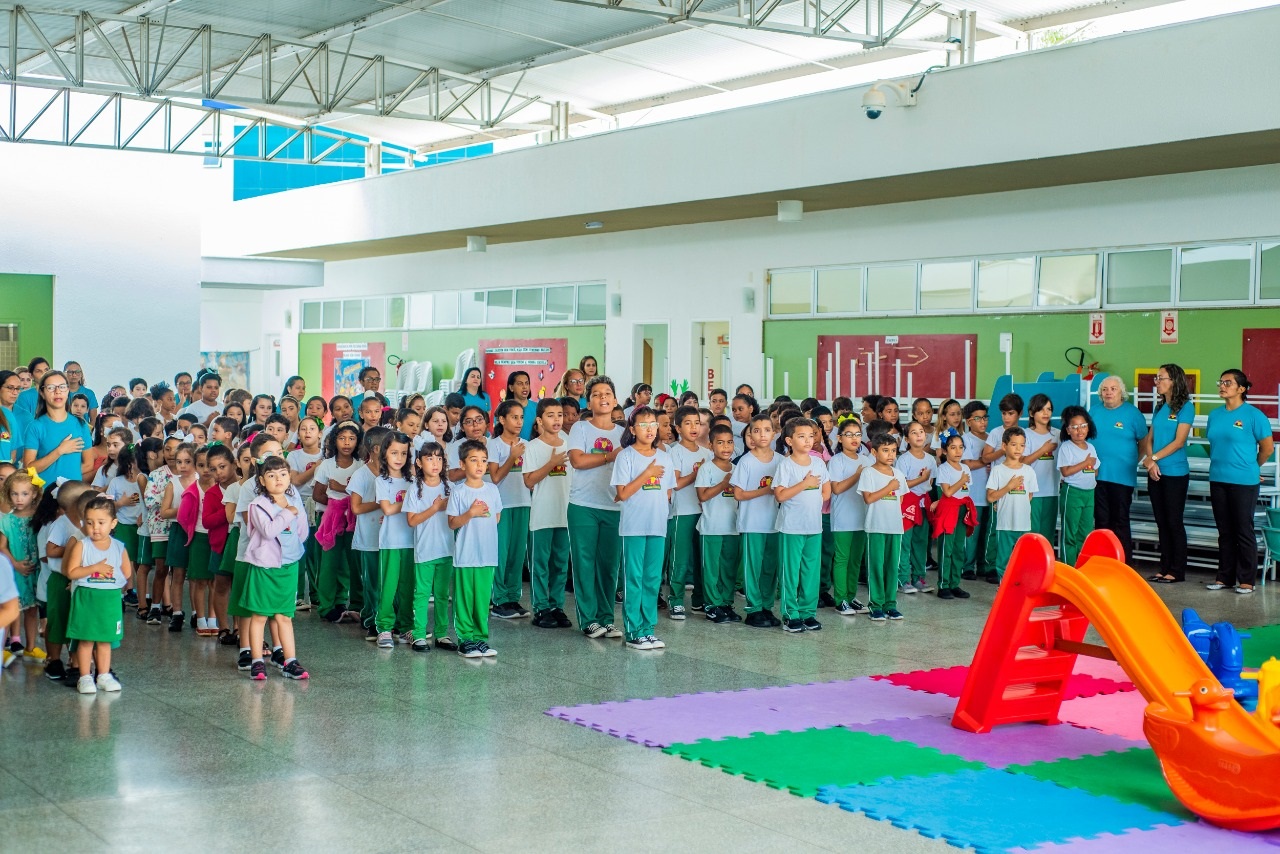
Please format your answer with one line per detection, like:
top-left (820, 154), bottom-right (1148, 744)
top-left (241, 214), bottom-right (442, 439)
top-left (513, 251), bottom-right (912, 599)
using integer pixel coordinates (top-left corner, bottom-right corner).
top-left (874, 665), bottom-right (1133, 701)
top-left (1059, 690), bottom-right (1150, 742)
top-left (1006, 820), bottom-right (1280, 853)
top-left (1071, 656), bottom-right (1135, 689)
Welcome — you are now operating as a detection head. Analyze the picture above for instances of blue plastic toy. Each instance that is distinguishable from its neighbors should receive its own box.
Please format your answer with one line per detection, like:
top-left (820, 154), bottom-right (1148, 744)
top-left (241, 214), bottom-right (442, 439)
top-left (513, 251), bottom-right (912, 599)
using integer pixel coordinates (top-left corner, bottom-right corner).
top-left (1181, 608), bottom-right (1259, 711)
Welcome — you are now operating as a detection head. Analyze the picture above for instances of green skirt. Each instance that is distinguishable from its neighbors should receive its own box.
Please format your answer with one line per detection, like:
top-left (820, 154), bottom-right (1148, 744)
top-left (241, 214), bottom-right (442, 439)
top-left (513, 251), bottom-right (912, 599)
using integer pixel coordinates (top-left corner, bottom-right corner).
top-left (241, 562), bottom-right (299, 617)
top-left (215, 528), bottom-right (239, 577)
top-left (165, 522), bottom-right (189, 568)
top-left (116, 523), bottom-right (140, 565)
top-left (66, 586), bottom-right (124, 643)
top-left (186, 532), bottom-right (215, 581)
top-left (137, 534), bottom-right (152, 566)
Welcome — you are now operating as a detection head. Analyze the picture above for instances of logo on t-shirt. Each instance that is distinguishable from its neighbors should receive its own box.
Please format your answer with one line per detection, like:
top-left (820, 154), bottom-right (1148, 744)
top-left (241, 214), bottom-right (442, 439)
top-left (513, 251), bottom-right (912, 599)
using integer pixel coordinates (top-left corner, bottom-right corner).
top-left (395, 490), bottom-right (406, 503)
top-left (720, 486), bottom-right (734, 498)
top-left (88, 566), bottom-right (115, 583)
top-left (1234, 420), bottom-right (1244, 429)
top-left (1168, 413), bottom-right (1179, 421)
top-left (1038, 453), bottom-right (1053, 461)
top-left (881, 490), bottom-right (898, 501)
top-left (1083, 466), bottom-right (1097, 474)
top-left (591, 437), bottom-right (614, 454)
top-left (758, 476), bottom-right (773, 489)
top-left (512, 455), bottom-right (524, 472)
top-left (305, 461), bottom-right (318, 471)
top-left (692, 460), bottom-right (704, 474)
top-left (1113, 421), bottom-right (1123, 429)
top-left (641, 474), bottom-right (662, 490)
top-left (549, 463), bottom-right (567, 477)
top-left (1009, 487), bottom-right (1026, 495)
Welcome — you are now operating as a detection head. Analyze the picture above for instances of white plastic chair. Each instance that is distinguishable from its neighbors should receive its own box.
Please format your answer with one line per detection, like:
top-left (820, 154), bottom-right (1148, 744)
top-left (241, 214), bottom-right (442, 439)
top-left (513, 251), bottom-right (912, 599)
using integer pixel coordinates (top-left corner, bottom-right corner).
top-left (423, 390), bottom-right (445, 408)
top-left (451, 349), bottom-right (477, 392)
top-left (414, 361), bottom-right (434, 394)
top-left (396, 360), bottom-right (419, 393)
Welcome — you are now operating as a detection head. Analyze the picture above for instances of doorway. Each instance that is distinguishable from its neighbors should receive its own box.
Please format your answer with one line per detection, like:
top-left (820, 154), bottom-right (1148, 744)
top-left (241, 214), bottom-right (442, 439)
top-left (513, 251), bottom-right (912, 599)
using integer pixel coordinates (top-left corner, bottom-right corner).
top-left (635, 323), bottom-right (668, 390)
top-left (693, 321), bottom-right (730, 399)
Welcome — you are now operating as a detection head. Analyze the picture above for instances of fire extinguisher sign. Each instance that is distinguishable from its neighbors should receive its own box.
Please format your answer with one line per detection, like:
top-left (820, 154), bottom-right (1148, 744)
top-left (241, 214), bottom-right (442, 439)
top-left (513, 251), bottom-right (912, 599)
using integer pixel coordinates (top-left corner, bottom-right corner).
top-left (1088, 313), bottom-right (1106, 346)
top-left (1160, 310), bottom-right (1178, 344)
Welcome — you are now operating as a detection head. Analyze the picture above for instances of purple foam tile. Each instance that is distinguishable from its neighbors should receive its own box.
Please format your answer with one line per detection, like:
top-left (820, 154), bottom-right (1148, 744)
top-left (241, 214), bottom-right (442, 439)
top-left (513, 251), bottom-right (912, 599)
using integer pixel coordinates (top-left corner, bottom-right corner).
top-left (845, 714), bottom-right (1147, 767)
top-left (1006, 821), bottom-right (1280, 853)
top-left (545, 677), bottom-right (956, 748)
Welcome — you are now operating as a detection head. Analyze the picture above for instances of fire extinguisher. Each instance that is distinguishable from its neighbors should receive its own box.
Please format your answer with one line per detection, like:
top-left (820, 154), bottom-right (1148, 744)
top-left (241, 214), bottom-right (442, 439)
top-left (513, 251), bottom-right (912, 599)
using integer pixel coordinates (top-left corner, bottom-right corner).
top-left (1066, 347), bottom-right (1100, 382)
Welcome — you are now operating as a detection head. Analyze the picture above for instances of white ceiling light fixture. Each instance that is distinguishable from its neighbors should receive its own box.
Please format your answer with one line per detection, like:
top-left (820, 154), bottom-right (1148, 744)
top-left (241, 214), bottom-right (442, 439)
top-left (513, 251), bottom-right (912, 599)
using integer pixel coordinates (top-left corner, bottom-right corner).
top-left (466, 235), bottom-right (487, 253)
top-left (777, 200), bottom-right (803, 222)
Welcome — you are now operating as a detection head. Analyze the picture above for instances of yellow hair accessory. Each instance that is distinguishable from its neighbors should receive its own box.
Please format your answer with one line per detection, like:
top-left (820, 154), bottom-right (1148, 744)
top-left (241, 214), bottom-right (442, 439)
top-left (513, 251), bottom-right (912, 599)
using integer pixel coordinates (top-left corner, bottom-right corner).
top-left (26, 467), bottom-right (45, 488)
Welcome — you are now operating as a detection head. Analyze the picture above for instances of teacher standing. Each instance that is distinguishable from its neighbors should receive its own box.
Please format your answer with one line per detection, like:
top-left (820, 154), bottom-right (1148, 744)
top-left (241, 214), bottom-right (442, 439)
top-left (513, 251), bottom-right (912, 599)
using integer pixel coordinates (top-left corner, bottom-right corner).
top-left (1141, 364), bottom-right (1194, 583)
top-left (1205, 369), bottom-right (1273, 595)
top-left (1089, 375), bottom-right (1147, 563)
top-left (22, 370), bottom-right (93, 483)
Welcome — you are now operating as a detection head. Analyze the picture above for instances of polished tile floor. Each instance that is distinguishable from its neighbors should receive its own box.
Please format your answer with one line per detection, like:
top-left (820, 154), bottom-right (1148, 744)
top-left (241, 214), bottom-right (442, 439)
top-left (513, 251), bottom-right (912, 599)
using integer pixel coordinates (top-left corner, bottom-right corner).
top-left (1, 569), bottom-right (1274, 853)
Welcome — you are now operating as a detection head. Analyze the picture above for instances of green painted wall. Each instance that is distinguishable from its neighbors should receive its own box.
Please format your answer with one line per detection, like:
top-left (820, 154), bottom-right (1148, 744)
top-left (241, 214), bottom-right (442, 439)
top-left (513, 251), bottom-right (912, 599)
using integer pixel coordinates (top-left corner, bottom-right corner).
top-left (0, 274), bottom-right (53, 365)
top-left (764, 307), bottom-right (1280, 400)
top-left (299, 325), bottom-right (605, 391)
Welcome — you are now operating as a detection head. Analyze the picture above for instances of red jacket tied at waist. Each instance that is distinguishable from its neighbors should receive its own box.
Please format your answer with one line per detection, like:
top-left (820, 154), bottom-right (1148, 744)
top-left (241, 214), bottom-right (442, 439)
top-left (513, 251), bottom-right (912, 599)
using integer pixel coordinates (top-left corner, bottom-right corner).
top-left (178, 481), bottom-right (228, 553)
top-left (928, 494), bottom-right (977, 539)
top-left (901, 491), bottom-right (930, 530)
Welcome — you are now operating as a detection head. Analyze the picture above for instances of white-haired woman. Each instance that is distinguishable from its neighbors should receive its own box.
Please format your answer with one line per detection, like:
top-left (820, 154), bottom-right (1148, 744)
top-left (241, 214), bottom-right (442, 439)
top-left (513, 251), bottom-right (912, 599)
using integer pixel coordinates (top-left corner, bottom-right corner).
top-left (1088, 375), bottom-right (1147, 563)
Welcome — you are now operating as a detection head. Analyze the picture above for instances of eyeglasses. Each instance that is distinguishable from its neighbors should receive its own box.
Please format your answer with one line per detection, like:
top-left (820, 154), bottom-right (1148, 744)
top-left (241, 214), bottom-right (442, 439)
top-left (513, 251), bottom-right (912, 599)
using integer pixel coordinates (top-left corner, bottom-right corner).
top-left (1154, 375), bottom-right (1170, 382)
top-left (65, 369), bottom-right (82, 376)
top-left (1067, 423), bottom-right (1090, 430)
top-left (839, 431), bottom-right (862, 439)
top-left (968, 414), bottom-right (989, 421)
top-left (45, 384), bottom-right (69, 392)
top-left (567, 378), bottom-right (585, 385)
top-left (462, 417), bottom-right (487, 426)
top-left (636, 421), bottom-right (659, 429)
top-left (1, 385), bottom-right (20, 393)
top-left (364, 376), bottom-right (381, 383)
top-left (1217, 379), bottom-right (1236, 387)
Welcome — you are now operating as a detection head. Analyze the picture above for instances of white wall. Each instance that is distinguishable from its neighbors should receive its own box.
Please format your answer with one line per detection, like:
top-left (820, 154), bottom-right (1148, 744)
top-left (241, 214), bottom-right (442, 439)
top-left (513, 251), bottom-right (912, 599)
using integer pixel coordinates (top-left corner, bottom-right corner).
top-left (0, 143), bottom-right (205, 391)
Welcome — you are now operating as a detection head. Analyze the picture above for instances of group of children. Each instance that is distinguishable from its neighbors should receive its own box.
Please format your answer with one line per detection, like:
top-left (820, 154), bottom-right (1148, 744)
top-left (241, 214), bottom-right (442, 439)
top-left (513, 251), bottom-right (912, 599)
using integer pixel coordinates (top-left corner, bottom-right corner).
top-left (1, 365), bottom-right (1106, 688)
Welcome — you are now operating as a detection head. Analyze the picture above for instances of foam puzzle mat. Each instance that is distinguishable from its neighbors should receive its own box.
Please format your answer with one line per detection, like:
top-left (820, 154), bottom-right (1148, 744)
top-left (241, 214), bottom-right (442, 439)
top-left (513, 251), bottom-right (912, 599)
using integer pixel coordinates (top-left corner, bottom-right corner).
top-left (545, 648), bottom-right (1280, 852)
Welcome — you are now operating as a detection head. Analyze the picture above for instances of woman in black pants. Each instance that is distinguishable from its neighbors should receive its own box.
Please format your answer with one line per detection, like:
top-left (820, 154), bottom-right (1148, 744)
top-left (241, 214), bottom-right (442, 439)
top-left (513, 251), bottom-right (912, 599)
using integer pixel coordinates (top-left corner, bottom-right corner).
top-left (1141, 364), bottom-right (1194, 582)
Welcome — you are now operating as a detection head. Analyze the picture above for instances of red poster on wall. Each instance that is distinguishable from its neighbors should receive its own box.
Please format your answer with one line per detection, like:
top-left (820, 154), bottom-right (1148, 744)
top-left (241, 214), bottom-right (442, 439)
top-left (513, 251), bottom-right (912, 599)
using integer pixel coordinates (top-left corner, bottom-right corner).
top-left (1243, 329), bottom-right (1280, 420)
top-left (479, 338), bottom-right (568, 405)
top-left (817, 334), bottom-right (978, 401)
top-left (321, 341), bottom-right (386, 400)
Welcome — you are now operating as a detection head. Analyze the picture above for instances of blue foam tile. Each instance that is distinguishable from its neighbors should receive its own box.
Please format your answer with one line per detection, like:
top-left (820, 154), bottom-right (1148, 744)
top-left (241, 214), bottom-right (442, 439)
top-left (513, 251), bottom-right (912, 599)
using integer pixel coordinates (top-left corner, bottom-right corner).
top-left (817, 769), bottom-right (1184, 853)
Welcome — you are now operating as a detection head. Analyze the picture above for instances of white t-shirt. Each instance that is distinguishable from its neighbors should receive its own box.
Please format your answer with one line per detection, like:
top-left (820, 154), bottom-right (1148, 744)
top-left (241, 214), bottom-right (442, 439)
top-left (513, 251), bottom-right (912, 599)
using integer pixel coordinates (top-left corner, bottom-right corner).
top-left (287, 449), bottom-right (324, 503)
top-left (180, 399), bottom-right (221, 423)
top-left (523, 435), bottom-right (571, 531)
top-left (567, 420), bottom-right (625, 511)
top-left (403, 481), bottom-right (453, 564)
top-left (694, 460), bottom-right (738, 536)
top-left (448, 481), bottom-right (503, 568)
top-left (107, 474), bottom-right (143, 525)
top-left (984, 425), bottom-right (1008, 463)
top-left (347, 466), bottom-right (382, 552)
top-left (1024, 430), bottom-right (1059, 498)
top-left (91, 461), bottom-right (116, 489)
top-left (730, 419), bottom-right (747, 457)
top-left (773, 456), bottom-right (829, 536)
top-left (222, 481), bottom-right (242, 541)
top-left (729, 451), bottom-right (781, 535)
top-left (669, 442), bottom-right (714, 517)
top-left (375, 476), bottom-right (413, 549)
top-left (856, 466), bottom-right (908, 535)
top-left (936, 460), bottom-right (971, 499)
top-left (610, 446), bottom-right (675, 538)
top-left (1058, 441), bottom-right (1099, 490)
top-left (447, 437), bottom-right (492, 481)
top-left (70, 538), bottom-right (128, 592)
top-left (988, 463), bottom-right (1039, 531)
top-left (828, 450), bottom-right (874, 533)
top-left (44, 515), bottom-right (76, 575)
top-left (234, 482), bottom-right (256, 561)
top-left (488, 436), bottom-right (532, 509)
top-left (193, 483), bottom-right (209, 533)
top-left (962, 433), bottom-right (991, 508)
top-left (312, 458), bottom-right (362, 501)
top-left (896, 450), bottom-right (937, 496)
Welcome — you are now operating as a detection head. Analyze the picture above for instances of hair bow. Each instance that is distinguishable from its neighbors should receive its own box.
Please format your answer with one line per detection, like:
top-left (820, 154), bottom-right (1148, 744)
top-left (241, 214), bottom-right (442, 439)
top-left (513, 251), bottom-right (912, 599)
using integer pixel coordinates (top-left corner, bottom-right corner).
top-left (171, 431), bottom-right (191, 442)
top-left (207, 440), bottom-right (223, 447)
top-left (26, 466), bottom-right (45, 488)
top-left (940, 427), bottom-right (962, 444)
top-left (49, 476), bottom-right (69, 497)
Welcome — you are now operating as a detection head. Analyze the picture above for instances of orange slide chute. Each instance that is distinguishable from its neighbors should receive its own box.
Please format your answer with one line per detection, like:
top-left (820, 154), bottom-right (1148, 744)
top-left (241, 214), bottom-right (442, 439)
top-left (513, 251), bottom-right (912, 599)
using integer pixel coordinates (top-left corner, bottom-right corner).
top-left (953, 530), bottom-right (1280, 831)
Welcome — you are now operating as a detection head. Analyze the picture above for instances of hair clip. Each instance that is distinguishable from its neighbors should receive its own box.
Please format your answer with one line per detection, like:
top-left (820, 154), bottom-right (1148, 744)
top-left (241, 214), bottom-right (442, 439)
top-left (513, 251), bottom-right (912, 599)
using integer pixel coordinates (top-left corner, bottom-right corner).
top-left (940, 427), bottom-right (961, 443)
top-left (26, 467), bottom-right (45, 488)
top-left (207, 440), bottom-right (223, 447)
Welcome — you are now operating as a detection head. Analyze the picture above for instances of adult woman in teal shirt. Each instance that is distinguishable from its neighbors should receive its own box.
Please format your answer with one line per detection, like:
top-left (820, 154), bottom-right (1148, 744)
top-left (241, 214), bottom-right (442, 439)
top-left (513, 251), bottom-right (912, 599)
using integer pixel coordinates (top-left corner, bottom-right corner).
top-left (1141, 364), bottom-right (1194, 583)
top-left (1088, 375), bottom-right (1148, 563)
top-left (0, 370), bottom-right (27, 464)
top-left (21, 370), bottom-right (93, 483)
top-left (460, 367), bottom-right (491, 415)
top-left (1206, 369), bottom-right (1274, 594)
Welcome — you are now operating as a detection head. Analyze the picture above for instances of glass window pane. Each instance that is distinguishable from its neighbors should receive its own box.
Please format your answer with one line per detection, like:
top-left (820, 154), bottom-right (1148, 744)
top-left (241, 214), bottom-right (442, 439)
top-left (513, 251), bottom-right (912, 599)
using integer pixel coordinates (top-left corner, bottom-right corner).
top-left (1263, 243), bottom-right (1280, 301)
top-left (977, 258), bottom-right (1033, 308)
top-left (408, 294), bottom-right (432, 329)
top-left (866, 265), bottom-right (916, 312)
top-left (1038, 254), bottom-right (1098, 307)
top-left (1179, 244), bottom-right (1252, 302)
top-left (487, 290), bottom-right (513, 325)
top-left (1107, 249), bottom-right (1172, 305)
top-left (515, 288), bottom-right (542, 323)
top-left (920, 261), bottom-right (972, 311)
top-left (545, 286), bottom-right (574, 323)
top-left (363, 298), bottom-right (385, 329)
top-left (577, 283), bottom-right (606, 322)
top-left (302, 302), bottom-right (321, 330)
top-left (460, 291), bottom-right (485, 325)
top-left (321, 300), bottom-right (340, 329)
top-left (769, 270), bottom-right (813, 315)
top-left (389, 296), bottom-right (406, 327)
top-left (341, 299), bottom-right (362, 329)
top-left (816, 268), bottom-right (861, 314)
top-left (435, 292), bottom-right (459, 327)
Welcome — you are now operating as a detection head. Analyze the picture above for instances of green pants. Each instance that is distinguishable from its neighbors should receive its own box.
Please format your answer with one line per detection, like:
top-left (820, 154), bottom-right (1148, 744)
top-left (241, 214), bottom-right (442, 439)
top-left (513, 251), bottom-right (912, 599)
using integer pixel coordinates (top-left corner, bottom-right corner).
top-left (665, 514), bottom-right (702, 608)
top-left (995, 530), bottom-right (1025, 580)
top-left (701, 534), bottom-right (740, 608)
top-left (316, 531), bottom-right (357, 614)
top-left (820, 514), bottom-right (835, 595)
top-left (357, 550), bottom-right (379, 628)
top-left (778, 532), bottom-right (821, 622)
top-left (228, 559), bottom-right (250, 619)
top-left (938, 506), bottom-right (969, 590)
top-left (965, 505), bottom-right (994, 577)
top-left (740, 532), bottom-right (779, 614)
top-left (1059, 485), bottom-right (1095, 566)
top-left (865, 533), bottom-right (901, 612)
top-left (375, 547), bottom-right (414, 633)
top-left (831, 530), bottom-right (867, 603)
top-left (413, 557), bottom-right (453, 638)
top-left (898, 523), bottom-right (928, 585)
top-left (622, 535), bottom-right (664, 641)
top-left (530, 527), bottom-right (570, 613)
top-left (494, 505), bottom-right (529, 606)
top-left (567, 503), bottom-right (621, 628)
top-left (45, 572), bottom-right (71, 646)
top-left (454, 566), bottom-right (494, 643)
top-left (298, 530), bottom-right (321, 601)
top-left (1030, 496), bottom-right (1058, 543)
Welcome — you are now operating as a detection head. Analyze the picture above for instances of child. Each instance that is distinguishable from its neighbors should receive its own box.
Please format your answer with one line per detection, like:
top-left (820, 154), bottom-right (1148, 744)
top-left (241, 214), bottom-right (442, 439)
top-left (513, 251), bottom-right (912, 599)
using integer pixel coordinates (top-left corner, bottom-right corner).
top-left (666, 405), bottom-right (712, 619)
top-left (91, 427), bottom-right (131, 488)
top-left (987, 427), bottom-right (1039, 581)
top-left (280, 396), bottom-right (301, 446)
top-left (932, 431), bottom-right (973, 600)
top-left (286, 416), bottom-right (325, 610)
top-left (610, 407), bottom-right (674, 650)
top-left (160, 442), bottom-right (196, 632)
top-left (395, 407), bottom-right (423, 449)
top-left (447, 439), bottom-right (503, 658)
top-left (33, 481), bottom-right (81, 679)
top-left (487, 401), bottom-right (531, 619)
top-left (443, 393), bottom-right (465, 435)
top-left (960, 401), bottom-right (994, 582)
top-left (205, 443), bottom-right (239, 645)
top-left (729, 393), bottom-right (757, 456)
top-left (566, 376), bottom-right (626, 640)
top-left (731, 413), bottom-right (782, 628)
top-left (404, 442), bottom-right (452, 651)
top-left (141, 437), bottom-right (175, 623)
top-left (559, 397), bottom-right (581, 431)
top-left (229, 441), bottom-right (268, 669)
top-left (981, 393), bottom-right (1023, 465)
top-left (0, 471), bottom-right (41, 663)
top-left (933, 399), bottom-right (963, 455)
top-left (828, 416), bottom-right (872, 616)
top-left (180, 446), bottom-right (229, 636)
top-left (1057, 406), bottom-right (1099, 565)
top-left (773, 417), bottom-right (831, 633)
top-left (348, 427), bottom-right (390, 640)
top-left (358, 396), bottom-right (383, 433)
top-left (857, 433), bottom-right (908, 621)
top-left (241, 455), bottom-right (310, 680)
top-left (1024, 394), bottom-right (1060, 543)
top-left (313, 421), bottom-right (364, 623)
top-left (910, 398), bottom-right (936, 448)
top-left (896, 421), bottom-right (937, 594)
top-left (422, 406), bottom-right (451, 447)
top-left (373, 431), bottom-right (415, 649)
top-left (63, 495), bottom-right (132, 692)
top-left (523, 399), bottom-right (573, 629)
top-left (696, 424), bottom-right (740, 623)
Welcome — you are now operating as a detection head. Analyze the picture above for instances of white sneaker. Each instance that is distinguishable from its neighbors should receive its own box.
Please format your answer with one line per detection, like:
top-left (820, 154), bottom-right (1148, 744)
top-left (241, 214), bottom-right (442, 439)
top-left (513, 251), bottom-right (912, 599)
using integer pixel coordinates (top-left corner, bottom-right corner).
top-left (626, 638), bottom-right (654, 650)
top-left (479, 643), bottom-right (497, 658)
top-left (295, 599), bottom-right (312, 611)
top-left (376, 631), bottom-right (394, 649)
top-left (914, 580), bottom-right (934, 593)
top-left (1205, 582), bottom-right (1227, 590)
top-left (583, 622), bottom-right (607, 639)
top-left (1236, 585), bottom-right (1255, 595)
top-left (899, 584), bottom-right (917, 594)
top-left (77, 675), bottom-right (97, 694)
top-left (646, 635), bottom-right (666, 649)
top-left (668, 605), bottom-right (686, 621)
top-left (604, 624), bottom-right (623, 638)
top-left (97, 673), bottom-right (122, 692)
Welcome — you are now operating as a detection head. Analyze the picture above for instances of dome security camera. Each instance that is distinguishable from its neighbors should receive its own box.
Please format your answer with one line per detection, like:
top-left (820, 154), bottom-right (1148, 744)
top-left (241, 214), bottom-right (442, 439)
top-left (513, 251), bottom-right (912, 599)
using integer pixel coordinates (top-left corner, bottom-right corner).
top-left (862, 87), bottom-right (887, 120)
top-left (861, 81), bottom-right (917, 119)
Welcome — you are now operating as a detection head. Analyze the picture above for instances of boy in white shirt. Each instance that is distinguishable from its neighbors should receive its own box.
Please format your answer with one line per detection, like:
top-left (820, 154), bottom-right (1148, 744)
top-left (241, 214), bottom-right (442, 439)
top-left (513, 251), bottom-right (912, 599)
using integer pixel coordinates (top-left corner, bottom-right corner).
top-left (857, 433), bottom-right (909, 621)
top-left (986, 427), bottom-right (1039, 582)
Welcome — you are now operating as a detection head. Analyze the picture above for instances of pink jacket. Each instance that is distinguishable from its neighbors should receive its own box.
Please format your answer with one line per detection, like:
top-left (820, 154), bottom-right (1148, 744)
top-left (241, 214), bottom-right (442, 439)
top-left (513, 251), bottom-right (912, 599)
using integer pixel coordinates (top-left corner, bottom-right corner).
top-left (177, 481), bottom-right (228, 553)
top-left (243, 493), bottom-right (310, 569)
top-left (314, 496), bottom-right (355, 551)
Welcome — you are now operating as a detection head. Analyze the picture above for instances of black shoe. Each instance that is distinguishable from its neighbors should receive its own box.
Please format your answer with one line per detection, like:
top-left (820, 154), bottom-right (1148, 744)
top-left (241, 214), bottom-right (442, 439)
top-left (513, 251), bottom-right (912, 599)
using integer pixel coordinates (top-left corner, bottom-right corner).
top-left (237, 650), bottom-right (252, 671)
top-left (656, 595), bottom-right (667, 609)
top-left (817, 591), bottom-right (836, 609)
top-left (532, 609), bottom-right (556, 628)
top-left (7, 639), bottom-right (22, 654)
top-left (763, 609), bottom-right (783, 627)
top-left (937, 588), bottom-right (955, 600)
top-left (44, 659), bottom-right (66, 681)
top-left (803, 617), bottom-right (822, 631)
top-left (616, 591), bottom-right (624, 604)
top-left (783, 619), bottom-right (806, 633)
top-left (190, 613), bottom-right (197, 629)
top-left (724, 606), bottom-right (743, 623)
top-left (985, 574), bottom-right (1000, 585)
top-left (146, 608), bottom-right (162, 625)
top-left (551, 608), bottom-right (572, 628)
top-left (218, 630), bottom-right (239, 646)
top-left (435, 637), bottom-right (459, 651)
top-left (709, 606), bottom-right (730, 624)
top-left (505, 602), bottom-right (530, 618)
top-left (744, 611), bottom-right (770, 628)
top-left (168, 613), bottom-right (184, 632)
top-left (64, 665), bottom-right (80, 687)
top-left (282, 660), bottom-right (309, 680)
top-left (123, 590), bottom-right (138, 607)
top-left (322, 606), bottom-right (345, 623)
top-left (270, 648), bottom-right (286, 670)
top-left (961, 570), bottom-right (977, 580)
top-left (490, 603), bottom-right (518, 620)
top-left (951, 587), bottom-right (971, 599)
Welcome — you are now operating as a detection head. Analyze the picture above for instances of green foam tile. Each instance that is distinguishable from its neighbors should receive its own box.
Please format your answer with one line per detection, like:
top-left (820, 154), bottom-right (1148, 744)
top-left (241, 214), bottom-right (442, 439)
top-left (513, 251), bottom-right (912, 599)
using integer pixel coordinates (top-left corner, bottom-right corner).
top-left (662, 727), bottom-right (984, 797)
top-left (1007, 748), bottom-right (1193, 819)
top-left (1241, 624), bottom-right (1280, 669)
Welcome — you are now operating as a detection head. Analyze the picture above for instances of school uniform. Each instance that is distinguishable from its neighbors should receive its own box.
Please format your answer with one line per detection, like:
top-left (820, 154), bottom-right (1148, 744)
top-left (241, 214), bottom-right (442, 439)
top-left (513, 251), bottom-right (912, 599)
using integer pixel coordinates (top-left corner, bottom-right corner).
top-left (313, 457), bottom-right (363, 614)
top-left (1025, 430), bottom-right (1060, 542)
top-left (241, 492), bottom-right (309, 617)
top-left (828, 450), bottom-right (873, 605)
top-left (228, 483), bottom-right (257, 619)
top-left (988, 463), bottom-right (1039, 578)
top-left (857, 467), bottom-right (907, 613)
top-left (961, 433), bottom-right (994, 579)
top-left (374, 476), bottom-right (414, 635)
top-left (934, 461), bottom-right (972, 590)
top-left (730, 451), bottom-right (782, 615)
top-left (489, 435), bottom-right (531, 609)
top-left (610, 446), bottom-right (675, 642)
top-left (41, 516), bottom-right (77, 647)
top-left (565, 420), bottom-right (625, 631)
top-left (1057, 441), bottom-right (1099, 565)
top-left (523, 434), bottom-right (572, 616)
top-left (404, 481), bottom-right (453, 640)
top-left (286, 448), bottom-right (324, 602)
top-left (67, 538), bottom-right (128, 644)
top-left (895, 450), bottom-right (937, 587)
top-left (774, 455), bottom-right (830, 623)
top-left (180, 481), bottom-right (226, 584)
top-left (219, 482), bottom-right (241, 580)
top-left (447, 481), bottom-right (503, 644)
top-left (695, 461), bottom-right (739, 610)
top-left (666, 442), bottom-right (713, 610)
